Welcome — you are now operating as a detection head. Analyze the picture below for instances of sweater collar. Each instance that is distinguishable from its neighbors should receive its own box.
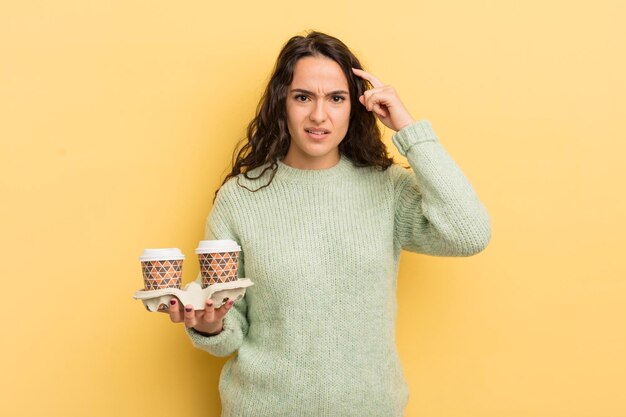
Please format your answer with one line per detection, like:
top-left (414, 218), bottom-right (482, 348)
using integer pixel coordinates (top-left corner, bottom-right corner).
top-left (275, 153), bottom-right (354, 183)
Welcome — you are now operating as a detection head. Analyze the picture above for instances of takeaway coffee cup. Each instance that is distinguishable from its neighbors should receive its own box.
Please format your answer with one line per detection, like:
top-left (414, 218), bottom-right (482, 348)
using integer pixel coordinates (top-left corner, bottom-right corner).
top-left (195, 240), bottom-right (241, 287)
top-left (139, 248), bottom-right (185, 291)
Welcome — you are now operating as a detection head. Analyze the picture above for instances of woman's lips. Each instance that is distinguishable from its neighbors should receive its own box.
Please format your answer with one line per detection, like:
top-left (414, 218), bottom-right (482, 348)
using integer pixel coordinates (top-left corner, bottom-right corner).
top-left (305, 128), bottom-right (330, 139)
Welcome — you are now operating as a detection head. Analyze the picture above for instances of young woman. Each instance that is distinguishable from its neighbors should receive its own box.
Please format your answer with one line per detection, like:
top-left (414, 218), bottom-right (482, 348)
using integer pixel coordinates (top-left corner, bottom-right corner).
top-left (168, 31), bottom-right (490, 416)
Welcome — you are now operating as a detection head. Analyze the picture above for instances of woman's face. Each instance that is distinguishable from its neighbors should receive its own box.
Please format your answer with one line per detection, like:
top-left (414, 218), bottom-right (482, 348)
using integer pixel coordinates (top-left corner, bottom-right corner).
top-left (283, 55), bottom-right (351, 169)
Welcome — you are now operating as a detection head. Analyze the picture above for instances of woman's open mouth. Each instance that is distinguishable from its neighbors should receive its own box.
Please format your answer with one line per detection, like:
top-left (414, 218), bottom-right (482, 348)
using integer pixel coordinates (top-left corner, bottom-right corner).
top-left (305, 128), bottom-right (330, 140)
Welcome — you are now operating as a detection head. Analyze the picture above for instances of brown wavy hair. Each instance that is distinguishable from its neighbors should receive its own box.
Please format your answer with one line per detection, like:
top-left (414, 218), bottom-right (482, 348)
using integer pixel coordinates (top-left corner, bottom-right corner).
top-left (214, 30), bottom-right (395, 201)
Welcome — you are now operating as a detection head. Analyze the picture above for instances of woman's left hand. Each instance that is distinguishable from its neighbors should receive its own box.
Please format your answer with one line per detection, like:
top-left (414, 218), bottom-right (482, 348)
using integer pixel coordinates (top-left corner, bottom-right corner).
top-left (352, 67), bottom-right (415, 132)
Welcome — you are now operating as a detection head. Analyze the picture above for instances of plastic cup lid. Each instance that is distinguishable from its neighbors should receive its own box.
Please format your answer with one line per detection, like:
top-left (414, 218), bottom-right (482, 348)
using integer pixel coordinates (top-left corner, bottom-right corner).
top-left (139, 248), bottom-right (185, 262)
top-left (195, 239), bottom-right (241, 254)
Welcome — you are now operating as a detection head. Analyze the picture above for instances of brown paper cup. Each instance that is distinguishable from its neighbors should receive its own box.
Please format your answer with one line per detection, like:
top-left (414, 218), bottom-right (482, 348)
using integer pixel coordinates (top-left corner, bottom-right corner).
top-left (141, 259), bottom-right (183, 290)
top-left (139, 248), bottom-right (185, 291)
top-left (198, 251), bottom-right (239, 287)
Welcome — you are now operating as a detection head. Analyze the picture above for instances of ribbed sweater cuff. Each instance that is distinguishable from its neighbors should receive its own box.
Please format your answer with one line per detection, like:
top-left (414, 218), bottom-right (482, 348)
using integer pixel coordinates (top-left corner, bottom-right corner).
top-left (185, 311), bottom-right (241, 357)
top-left (391, 119), bottom-right (439, 156)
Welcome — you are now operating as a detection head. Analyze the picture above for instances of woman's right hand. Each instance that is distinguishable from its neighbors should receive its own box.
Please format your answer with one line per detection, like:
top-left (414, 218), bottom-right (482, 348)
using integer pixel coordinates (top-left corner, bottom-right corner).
top-left (168, 297), bottom-right (234, 336)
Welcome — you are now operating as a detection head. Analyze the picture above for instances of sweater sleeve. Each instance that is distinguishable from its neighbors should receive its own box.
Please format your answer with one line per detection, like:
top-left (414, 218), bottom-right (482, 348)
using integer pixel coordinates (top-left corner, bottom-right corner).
top-left (185, 184), bottom-right (249, 357)
top-left (391, 119), bottom-right (491, 256)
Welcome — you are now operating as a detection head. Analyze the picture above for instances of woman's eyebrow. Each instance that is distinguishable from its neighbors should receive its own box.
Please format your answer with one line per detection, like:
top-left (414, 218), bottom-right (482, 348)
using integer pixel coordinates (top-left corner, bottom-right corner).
top-left (290, 88), bottom-right (349, 96)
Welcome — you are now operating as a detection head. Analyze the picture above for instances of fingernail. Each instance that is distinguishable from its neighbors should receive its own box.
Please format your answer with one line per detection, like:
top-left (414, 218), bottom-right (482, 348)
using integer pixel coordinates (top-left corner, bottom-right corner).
top-left (185, 307), bottom-right (192, 312)
top-left (228, 300), bottom-right (234, 306)
top-left (206, 300), bottom-right (213, 306)
top-left (170, 299), bottom-right (176, 305)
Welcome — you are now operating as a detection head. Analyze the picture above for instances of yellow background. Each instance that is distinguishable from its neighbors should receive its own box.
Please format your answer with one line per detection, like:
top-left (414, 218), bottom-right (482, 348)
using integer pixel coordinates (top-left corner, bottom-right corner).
top-left (1, 1), bottom-right (624, 416)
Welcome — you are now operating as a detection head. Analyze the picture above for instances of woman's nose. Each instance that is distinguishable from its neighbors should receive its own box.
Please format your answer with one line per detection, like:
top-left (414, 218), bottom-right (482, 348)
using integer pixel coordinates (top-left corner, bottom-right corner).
top-left (309, 101), bottom-right (327, 122)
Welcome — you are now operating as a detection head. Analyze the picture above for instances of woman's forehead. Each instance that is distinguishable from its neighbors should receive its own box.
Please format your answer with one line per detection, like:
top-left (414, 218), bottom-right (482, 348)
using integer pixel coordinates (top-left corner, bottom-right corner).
top-left (290, 56), bottom-right (349, 91)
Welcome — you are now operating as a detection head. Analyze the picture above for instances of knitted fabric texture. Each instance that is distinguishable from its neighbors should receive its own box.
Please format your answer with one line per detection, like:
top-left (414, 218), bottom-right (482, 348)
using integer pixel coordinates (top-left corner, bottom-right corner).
top-left (186, 119), bottom-right (491, 416)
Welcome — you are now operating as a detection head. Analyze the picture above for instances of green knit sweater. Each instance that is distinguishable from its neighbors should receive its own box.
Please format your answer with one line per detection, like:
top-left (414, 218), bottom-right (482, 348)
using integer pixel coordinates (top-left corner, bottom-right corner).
top-left (186, 120), bottom-right (491, 416)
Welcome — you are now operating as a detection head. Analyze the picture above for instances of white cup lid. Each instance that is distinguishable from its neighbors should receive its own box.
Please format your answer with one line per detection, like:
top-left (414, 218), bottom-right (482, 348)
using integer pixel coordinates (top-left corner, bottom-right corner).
top-left (139, 248), bottom-right (185, 262)
top-left (195, 239), bottom-right (241, 254)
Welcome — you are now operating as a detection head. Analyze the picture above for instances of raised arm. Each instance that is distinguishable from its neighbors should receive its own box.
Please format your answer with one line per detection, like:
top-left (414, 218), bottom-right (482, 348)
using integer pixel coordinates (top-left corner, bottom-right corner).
top-left (351, 67), bottom-right (490, 256)
top-left (391, 120), bottom-right (491, 256)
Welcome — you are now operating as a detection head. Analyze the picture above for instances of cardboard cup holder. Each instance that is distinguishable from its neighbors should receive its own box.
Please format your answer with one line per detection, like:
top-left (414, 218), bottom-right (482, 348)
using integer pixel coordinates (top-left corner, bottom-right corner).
top-left (133, 279), bottom-right (254, 312)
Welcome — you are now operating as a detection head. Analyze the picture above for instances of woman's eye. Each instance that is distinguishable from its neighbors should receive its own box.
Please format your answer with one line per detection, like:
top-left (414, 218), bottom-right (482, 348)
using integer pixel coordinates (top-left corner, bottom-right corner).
top-left (332, 96), bottom-right (346, 103)
top-left (295, 95), bottom-right (309, 102)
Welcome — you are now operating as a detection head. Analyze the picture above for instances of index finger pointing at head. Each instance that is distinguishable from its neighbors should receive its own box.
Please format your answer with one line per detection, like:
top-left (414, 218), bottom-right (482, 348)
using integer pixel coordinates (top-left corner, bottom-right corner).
top-left (351, 68), bottom-right (384, 88)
